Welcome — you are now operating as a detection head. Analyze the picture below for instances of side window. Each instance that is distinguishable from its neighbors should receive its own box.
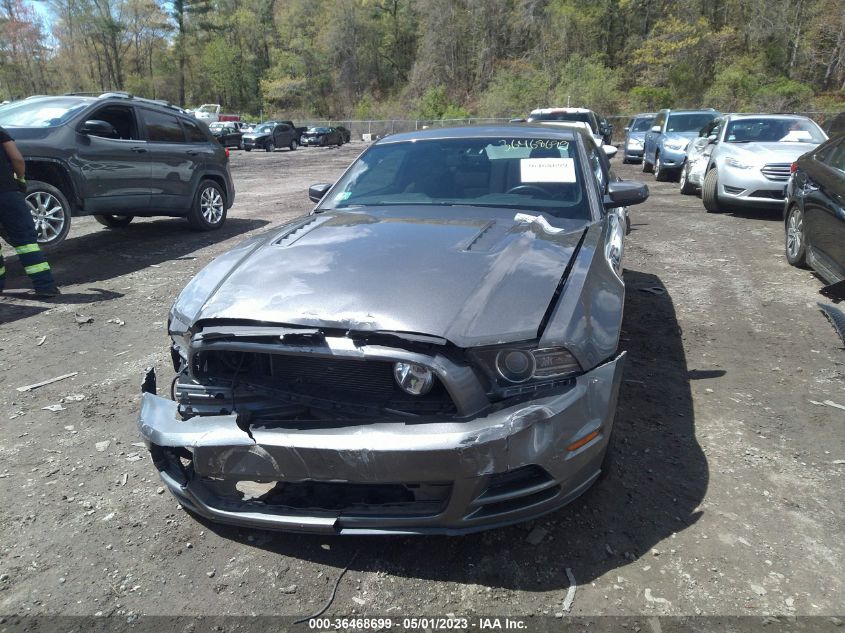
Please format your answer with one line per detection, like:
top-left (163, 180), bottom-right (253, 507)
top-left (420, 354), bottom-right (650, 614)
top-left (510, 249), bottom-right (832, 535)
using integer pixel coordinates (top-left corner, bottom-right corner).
top-left (140, 109), bottom-right (185, 143)
top-left (278, 124), bottom-right (291, 133)
top-left (84, 105), bottom-right (139, 140)
top-left (588, 146), bottom-right (607, 191)
top-left (826, 140), bottom-right (845, 173)
top-left (182, 118), bottom-right (208, 143)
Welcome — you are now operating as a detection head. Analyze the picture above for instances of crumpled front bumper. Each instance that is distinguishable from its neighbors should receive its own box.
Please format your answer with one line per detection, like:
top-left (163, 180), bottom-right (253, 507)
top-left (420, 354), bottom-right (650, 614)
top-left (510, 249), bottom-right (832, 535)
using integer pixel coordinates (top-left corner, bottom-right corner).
top-left (137, 353), bottom-right (626, 535)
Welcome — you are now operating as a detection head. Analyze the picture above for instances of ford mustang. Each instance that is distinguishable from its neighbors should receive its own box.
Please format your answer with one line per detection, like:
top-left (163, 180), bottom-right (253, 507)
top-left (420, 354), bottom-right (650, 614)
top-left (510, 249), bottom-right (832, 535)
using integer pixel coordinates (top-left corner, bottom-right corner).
top-left (137, 125), bottom-right (649, 534)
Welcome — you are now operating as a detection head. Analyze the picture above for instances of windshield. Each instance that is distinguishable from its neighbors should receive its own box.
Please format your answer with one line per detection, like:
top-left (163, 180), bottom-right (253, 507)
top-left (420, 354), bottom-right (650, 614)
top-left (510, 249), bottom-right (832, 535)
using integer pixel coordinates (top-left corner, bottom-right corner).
top-left (307, 127), bottom-right (330, 133)
top-left (631, 117), bottom-right (655, 132)
top-left (725, 117), bottom-right (827, 143)
top-left (209, 123), bottom-right (225, 130)
top-left (528, 111), bottom-right (597, 133)
top-left (666, 113), bottom-right (717, 133)
top-left (319, 137), bottom-right (593, 221)
top-left (255, 125), bottom-right (274, 134)
top-left (197, 105), bottom-right (218, 113)
top-left (0, 97), bottom-right (89, 128)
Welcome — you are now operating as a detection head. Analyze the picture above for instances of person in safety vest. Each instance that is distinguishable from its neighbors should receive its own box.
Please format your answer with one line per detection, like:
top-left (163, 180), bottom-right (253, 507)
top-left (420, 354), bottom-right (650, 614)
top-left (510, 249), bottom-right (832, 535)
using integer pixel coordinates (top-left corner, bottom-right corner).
top-left (0, 125), bottom-right (60, 298)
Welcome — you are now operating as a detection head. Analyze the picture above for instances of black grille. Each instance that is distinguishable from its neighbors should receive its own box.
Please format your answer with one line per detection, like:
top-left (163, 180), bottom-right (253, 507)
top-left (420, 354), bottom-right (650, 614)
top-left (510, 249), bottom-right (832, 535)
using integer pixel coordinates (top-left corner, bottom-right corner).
top-left (750, 189), bottom-right (785, 200)
top-left (466, 465), bottom-right (560, 519)
top-left (193, 350), bottom-right (456, 415)
top-left (204, 478), bottom-right (452, 517)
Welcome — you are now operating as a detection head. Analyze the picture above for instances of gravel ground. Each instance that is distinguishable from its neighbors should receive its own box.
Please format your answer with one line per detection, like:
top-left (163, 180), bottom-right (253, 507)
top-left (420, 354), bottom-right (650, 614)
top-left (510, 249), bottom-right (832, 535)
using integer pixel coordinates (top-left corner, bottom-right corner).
top-left (0, 142), bottom-right (843, 621)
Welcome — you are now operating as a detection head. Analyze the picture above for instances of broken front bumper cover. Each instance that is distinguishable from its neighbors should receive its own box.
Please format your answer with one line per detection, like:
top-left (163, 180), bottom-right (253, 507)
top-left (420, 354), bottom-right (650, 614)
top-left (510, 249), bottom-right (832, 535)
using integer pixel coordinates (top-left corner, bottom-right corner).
top-left (137, 353), bottom-right (625, 535)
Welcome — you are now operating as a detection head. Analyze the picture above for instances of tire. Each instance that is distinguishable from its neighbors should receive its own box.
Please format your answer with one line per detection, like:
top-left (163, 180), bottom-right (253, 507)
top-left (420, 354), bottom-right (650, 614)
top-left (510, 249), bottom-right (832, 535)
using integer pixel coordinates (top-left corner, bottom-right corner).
top-left (244, 147), bottom-right (252, 152)
top-left (654, 153), bottom-right (672, 181)
top-left (679, 162), bottom-right (696, 195)
top-left (238, 138), bottom-right (244, 150)
top-left (702, 169), bottom-right (724, 213)
top-left (94, 214), bottom-right (134, 228)
top-left (187, 180), bottom-right (227, 231)
top-left (785, 205), bottom-right (808, 268)
top-left (622, 157), bottom-right (631, 164)
top-left (265, 142), bottom-right (275, 153)
top-left (289, 139), bottom-right (298, 151)
top-left (24, 180), bottom-right (72, 252)
top-left (642, 157), bottom-right (653, 173)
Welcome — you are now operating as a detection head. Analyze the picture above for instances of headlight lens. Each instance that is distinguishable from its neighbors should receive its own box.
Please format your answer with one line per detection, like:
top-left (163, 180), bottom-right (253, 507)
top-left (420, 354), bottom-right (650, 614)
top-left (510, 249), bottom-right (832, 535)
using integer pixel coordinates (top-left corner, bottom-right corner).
top-left (725, 157), bottom-right (753, 169)
top-left (627, 138), bottom-right (643, 149)
top-left (664, 138), bottom-right (688, 151)
top-left (472, 345), bottom-right (582, 391)
top-left (393, 362), bottom-right (434, 396)
top-left (496, 350), bottom-right (535, 383)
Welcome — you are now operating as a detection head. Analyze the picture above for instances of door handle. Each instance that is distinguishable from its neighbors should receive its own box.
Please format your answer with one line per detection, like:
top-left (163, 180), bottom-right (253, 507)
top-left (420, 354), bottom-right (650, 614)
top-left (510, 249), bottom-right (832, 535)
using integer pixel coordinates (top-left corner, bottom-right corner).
top-left (130, 147), bottom-right (147, 153)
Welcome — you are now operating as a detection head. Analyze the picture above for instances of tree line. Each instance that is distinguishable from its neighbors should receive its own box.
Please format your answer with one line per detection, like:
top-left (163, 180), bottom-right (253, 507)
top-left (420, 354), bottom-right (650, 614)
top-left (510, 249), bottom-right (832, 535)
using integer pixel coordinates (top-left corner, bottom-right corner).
top-left (1, 0), bottom-right (843, 119)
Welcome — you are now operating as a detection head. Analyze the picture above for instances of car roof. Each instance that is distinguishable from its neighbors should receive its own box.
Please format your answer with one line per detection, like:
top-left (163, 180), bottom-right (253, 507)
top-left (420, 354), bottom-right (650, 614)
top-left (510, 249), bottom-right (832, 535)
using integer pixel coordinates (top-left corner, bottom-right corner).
top-left (374, 124), bottom-right (581, 145)
top-left (726, 113), bottom-right (813, 120)
top-left (529, 107), bottom-right (595, 114)
top-left (661, 108), bottom-right (718, 114)
top-left (633, 113), bottom-right (656, 118)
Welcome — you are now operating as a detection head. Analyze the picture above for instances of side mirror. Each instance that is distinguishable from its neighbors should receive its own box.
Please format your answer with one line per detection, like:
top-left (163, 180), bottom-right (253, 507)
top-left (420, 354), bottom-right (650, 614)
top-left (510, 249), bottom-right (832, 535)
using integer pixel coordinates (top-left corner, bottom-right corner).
top-left (308, 183), bottom-right (332, 203)
top-left (623, 126), bottom-right (630, 132)
top-left (707, 134), bottom-right (718, 144)
top-left (81, 119), bottom-right (117, 138)
top-left (604, 180), bottom-right (649, 209)
top-left (602, 145), bottom-right (618, 159)
top-left (650, 125), bottom-right (661, 133)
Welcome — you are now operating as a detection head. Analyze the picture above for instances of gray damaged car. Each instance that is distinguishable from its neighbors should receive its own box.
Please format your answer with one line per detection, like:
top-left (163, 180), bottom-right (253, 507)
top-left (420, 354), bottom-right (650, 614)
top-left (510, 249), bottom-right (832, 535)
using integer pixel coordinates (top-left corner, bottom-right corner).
top-left (138, 125), bottom-right (649, 534)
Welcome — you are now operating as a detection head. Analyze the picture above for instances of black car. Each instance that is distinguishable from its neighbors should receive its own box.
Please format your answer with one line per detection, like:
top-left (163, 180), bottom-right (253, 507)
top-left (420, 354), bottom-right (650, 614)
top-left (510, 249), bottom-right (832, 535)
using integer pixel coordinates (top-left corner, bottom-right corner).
top-left (301, 126), bottom-right (343, 147)
top-left (242, 122), bottom-right (299, 152)
top-left (209, 122), bottom-right (243, 149)
top-left (785, 136), bottom-right (845, 285)
top-left (336, 125), bottom-right (352, 143)
top-left (0, 92), bottom-right (235, 250)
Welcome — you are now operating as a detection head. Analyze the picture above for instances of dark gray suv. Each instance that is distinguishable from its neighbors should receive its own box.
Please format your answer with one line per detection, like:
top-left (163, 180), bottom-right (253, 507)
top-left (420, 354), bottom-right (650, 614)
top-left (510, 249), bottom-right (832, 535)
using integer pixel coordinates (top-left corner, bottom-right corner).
top-left (0, 92), bottom-right (235, 250)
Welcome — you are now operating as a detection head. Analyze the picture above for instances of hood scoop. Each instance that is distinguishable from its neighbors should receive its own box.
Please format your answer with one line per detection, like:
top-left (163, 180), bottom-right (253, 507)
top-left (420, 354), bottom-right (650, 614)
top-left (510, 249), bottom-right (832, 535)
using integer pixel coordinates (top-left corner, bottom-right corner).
top-left (275, 216), bottom-right (331, 248)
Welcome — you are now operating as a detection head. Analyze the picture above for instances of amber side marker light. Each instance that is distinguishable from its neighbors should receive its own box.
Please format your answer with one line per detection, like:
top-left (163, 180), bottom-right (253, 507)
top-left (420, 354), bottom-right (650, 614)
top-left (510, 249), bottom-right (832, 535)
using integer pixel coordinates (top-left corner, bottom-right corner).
top-left (567, 430), bottom-right (600, 452)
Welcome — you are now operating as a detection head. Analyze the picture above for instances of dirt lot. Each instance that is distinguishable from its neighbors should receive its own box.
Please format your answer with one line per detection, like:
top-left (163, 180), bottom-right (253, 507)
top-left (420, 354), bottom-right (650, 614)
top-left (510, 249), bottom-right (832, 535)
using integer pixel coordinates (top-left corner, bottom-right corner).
top-left (0, 143), bottom-right (843, 622)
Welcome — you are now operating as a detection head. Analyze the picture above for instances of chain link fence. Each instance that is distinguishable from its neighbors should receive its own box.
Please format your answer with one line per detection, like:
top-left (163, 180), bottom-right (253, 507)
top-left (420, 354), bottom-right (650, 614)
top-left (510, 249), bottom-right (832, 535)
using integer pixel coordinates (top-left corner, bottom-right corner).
top-left (292, 111), bottom-right (842, 145)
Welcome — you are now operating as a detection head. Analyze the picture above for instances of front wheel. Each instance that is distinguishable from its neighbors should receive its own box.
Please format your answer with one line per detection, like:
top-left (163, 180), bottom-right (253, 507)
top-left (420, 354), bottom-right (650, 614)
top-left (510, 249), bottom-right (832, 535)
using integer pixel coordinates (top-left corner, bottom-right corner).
top-left (785, 205), bottom-right (808, 267)
top-left (187, 180), bottom-right (227, 231)
top-left (642, 158), bottom-right (653, 173)
top-left (654, 154), bottom-right (672, 181)
top-left (679, 162), bottom-right (696, 195)
top-left (94, 214), bottom-right (134, 228)
top-left (25, 181), bottom-right (72, 252)
top-left (265, 142), bottom-right (275, 153)
top-left (238, 138), bottom-right (244, 150)
top-left (244, 147), bottom-right (252, 152)
top-left (289, 139), bottom-right (298, 151)
top-left (702, 169), bottom-right (724, 213)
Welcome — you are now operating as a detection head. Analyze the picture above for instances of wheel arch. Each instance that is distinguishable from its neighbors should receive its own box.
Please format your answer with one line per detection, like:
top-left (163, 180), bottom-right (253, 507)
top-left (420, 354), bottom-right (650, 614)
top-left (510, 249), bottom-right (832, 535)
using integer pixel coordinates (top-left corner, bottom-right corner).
top-left (24, 159), bottom-right (80, 213)
top-left (197, 173), bottom-right (228, 205)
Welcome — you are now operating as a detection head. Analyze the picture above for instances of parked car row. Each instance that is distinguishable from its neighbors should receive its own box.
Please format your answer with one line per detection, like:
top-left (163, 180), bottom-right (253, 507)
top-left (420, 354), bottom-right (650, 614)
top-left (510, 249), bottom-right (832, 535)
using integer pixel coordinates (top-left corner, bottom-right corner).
top-left (217, 121), bottom-right (353, 152)
top-left (622, 106), bottom-right (843, 292)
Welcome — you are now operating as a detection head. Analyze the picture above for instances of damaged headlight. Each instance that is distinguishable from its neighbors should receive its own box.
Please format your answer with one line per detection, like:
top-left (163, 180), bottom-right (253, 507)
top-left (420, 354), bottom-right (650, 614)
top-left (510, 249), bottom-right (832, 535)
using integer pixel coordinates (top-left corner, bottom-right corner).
top-left (470, 345), bottom-right (582, 394)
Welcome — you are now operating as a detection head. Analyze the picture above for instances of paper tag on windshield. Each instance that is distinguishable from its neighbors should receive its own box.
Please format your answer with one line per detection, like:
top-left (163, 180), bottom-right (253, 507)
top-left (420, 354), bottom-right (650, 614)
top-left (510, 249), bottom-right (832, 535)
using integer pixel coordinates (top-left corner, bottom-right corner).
top-left (520, 158), bottom-right (576, 183)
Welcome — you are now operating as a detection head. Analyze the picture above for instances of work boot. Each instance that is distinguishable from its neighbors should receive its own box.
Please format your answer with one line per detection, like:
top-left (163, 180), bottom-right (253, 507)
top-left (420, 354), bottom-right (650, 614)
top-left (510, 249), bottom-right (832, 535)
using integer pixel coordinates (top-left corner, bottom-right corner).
top-left (33, 285), bottom-right (61, 298)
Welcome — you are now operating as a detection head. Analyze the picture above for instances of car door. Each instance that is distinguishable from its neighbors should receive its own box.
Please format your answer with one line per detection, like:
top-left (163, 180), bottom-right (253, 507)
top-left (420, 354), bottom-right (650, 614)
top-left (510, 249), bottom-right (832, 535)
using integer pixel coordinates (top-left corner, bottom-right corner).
top-left (74, 103), bottom-right (151, 213)
top-left (138, 107), bottom-right (200, 212)
top-left (805, 140), bottom-right (845, 278)
top-left (644, 111), bottom-right (665, 163)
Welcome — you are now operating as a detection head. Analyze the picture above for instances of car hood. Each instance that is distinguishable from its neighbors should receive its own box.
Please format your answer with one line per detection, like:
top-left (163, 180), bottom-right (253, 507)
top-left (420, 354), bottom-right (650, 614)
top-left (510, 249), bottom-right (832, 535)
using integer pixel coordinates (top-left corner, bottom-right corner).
top-left (723, 142), bottom-right (821, 164)
top-left (188, 208), bottom-right (588, 348)
top-left (626, 132), bottom-right (646, 142)
top-left (243, 133), bottom-right (267, 141)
